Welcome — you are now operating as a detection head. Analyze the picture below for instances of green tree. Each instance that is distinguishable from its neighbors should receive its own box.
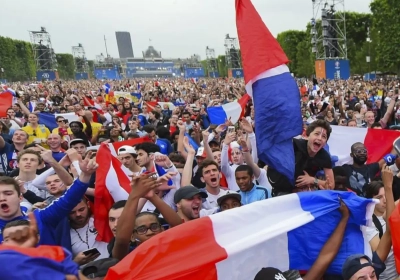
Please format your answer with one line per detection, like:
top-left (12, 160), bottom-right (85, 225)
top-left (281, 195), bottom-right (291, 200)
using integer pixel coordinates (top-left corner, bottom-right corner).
top-left (87, 60), bottom-right (94, 78)
top-left (370, 0), bottom-right (400, 73)
top-left (56, 53), bottom-right (75, 79)
top-left (200, 59), bottom-right (208, 76)
top-left (277, 30), bottom-right (307, 75)
top-left (217, 55), bottom-right (227, 77)
top-left (0, 36), bottom-right (36, 81)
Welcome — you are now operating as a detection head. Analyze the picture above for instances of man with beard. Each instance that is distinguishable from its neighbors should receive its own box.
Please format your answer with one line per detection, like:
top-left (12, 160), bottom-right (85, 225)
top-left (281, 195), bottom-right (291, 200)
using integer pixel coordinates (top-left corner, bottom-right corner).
top-left (341, 142), bottom-right (397, 196)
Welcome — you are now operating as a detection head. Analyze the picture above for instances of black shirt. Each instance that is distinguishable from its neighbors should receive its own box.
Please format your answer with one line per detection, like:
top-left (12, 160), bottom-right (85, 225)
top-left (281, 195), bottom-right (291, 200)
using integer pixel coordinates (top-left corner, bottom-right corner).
top-left (342, 163), bottom-right (380, 196)
top-left (268, 138), bottom-right (332, 195)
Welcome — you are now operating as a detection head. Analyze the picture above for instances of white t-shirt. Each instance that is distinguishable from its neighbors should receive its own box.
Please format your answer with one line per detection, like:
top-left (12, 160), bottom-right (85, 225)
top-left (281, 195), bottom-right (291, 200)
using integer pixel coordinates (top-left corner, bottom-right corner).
top-left (365, 215), bottom-right (398, 280)
top-left (70, 217), bottom-right (109, 260)
top-left (203, 188), bottom-right (228, 210)
top-left (255, 168), bottom-right (273, 195)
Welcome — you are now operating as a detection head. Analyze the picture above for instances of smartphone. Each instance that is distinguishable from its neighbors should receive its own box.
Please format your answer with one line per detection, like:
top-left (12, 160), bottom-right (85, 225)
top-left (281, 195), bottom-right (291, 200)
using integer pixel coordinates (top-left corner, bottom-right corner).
top-left (209, 124), bottom-right (217, 130)
top-left (227, 126), bottom-right (235, 134)
top-left (393, 137), bottom-right (400, 156)
top-left (82, 248), bottom-right (100, 256)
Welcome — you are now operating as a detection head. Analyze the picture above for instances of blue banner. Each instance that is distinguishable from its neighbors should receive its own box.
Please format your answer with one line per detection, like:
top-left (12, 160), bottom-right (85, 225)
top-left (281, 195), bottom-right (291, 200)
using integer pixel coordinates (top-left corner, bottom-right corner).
top-left (209, 71), bottom-right (219, 78)
top-left (184, 68), bottom-right (205, 78)
top-left (94, 68), bottom-right (121, 80)
top-left (36, 71), bottom-right (58, 81)
top-left (325, 60), bottom-right (350, 80)
top-left (75, 72), bottom-right (89, 80)
top-left (231, 68), bottom-right (244, 78)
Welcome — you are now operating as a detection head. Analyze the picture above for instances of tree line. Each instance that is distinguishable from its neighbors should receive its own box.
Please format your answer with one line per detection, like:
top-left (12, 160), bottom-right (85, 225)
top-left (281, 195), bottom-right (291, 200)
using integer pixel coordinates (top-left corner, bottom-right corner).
top-left (0, 36), bottom-right (93, 82)
top-left (202, 0), bottom-right (400, 78)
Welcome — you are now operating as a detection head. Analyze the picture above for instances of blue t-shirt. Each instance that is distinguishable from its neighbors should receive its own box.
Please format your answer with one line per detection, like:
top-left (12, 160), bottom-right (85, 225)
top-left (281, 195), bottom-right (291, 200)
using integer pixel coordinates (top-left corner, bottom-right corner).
top-left (52, 151), bottom-right (66, 162)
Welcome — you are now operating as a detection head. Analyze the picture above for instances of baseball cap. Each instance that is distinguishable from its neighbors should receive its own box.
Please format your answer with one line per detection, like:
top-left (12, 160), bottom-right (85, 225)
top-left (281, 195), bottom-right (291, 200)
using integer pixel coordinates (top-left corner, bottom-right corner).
top-left (69, 138), bottom-right (87, 148)
top-left (196, 146), bottom-right (206, 158)
top-left (82, 258), bottom-right (119, 278)
top-left (174, 185), bottom-right (208, 204)
top-left (254, 267), bottom-right (287, 280)
top-left (342, 254), bottom-right (376, 280)
top-left (217, 191), bottom-right (242, 206)
top-left (69, 121), bottom-right (84, 129)
top-left (118, 145), bottom-right (137, 156)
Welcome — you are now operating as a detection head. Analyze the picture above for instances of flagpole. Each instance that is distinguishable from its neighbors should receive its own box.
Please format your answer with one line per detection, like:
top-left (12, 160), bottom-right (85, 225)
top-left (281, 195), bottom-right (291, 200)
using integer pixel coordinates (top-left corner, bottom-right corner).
top-left (104, 35), bottom-right (109, 58)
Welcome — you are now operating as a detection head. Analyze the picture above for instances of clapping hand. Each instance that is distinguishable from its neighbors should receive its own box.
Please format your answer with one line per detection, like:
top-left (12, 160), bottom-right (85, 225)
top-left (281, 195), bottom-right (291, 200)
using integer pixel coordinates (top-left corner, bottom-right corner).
top-left (130, 173), bottom-right (162, 199)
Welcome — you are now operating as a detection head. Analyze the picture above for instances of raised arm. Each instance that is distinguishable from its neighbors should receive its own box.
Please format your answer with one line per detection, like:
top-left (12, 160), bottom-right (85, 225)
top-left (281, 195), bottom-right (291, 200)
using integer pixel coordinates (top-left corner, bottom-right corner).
top-left (36, 152), bottom-right (97, 228)
top-left (177, 121), bottom-right (188, 160)
top-left (181, 137), bottom-right (196, 187)
top-left (113, 173), bottom-right (160, 260)
top-left (303, 200), bottom-right (350, 280)
top-left (375, 165), bottom-right (395, 262)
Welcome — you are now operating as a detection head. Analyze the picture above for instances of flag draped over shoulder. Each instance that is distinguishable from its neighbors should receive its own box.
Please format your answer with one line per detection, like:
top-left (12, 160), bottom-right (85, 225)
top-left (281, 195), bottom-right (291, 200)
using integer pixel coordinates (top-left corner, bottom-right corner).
top-left (207, 94), bottom-right (250, 125)
top-left (236, 0), bottom-right (302, 184)
top-left (94, 137), bottom-right (152, 242)
top-left (0, 245), bottom-right (79, 280)
top-left (105, 191), bottom-right (376, 280)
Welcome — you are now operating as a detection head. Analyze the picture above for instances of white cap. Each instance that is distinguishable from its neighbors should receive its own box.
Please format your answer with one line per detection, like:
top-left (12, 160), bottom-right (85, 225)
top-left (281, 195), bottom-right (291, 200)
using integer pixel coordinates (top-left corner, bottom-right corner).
top-left (196, 146), bottom-right (206, 157)
top-left (230, 141), bottom-right (240, 149)
top-left (118, 145), bottom-right (137, 155)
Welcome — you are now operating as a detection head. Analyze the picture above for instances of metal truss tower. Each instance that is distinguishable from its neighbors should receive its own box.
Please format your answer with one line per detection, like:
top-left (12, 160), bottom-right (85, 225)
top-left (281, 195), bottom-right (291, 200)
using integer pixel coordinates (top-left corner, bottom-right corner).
top-left (311, 0), bottom-right (347, 60)
top-left (206, 46), bottom-right (218, 77)
top-left (29, 27), bottom-right (58, 70)
top-left (224, 34), bottom-right (241, 69)
top-left (72, 43), bottom-right (89, 73)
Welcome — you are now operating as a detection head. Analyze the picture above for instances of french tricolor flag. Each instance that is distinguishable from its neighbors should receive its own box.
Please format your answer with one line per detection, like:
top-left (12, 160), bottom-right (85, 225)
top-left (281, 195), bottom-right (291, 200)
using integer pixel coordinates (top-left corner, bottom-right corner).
top-left (103, 83), bottom-right (111, 94)
top-left (28, 101), bottom-right (36, 112)
top-left (237, 0), bottom-right (302, 183)
top-left (328, 126), bottom-right (400, 166)
top-left (105, 191), bottom-right (376, 279)
top-left (207, 94), bottom-right (250, 125)
top-left (93, 137), bottom-right (154, 242)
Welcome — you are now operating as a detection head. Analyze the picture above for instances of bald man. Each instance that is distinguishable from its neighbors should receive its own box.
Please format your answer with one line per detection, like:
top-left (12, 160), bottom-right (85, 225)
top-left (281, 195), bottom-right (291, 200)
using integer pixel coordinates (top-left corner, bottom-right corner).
top-left (46, 134), bottom-right (66, 162)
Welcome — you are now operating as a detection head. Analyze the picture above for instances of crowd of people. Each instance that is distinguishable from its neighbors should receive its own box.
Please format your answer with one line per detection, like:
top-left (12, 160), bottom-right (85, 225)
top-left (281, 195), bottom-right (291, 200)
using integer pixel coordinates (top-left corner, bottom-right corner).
top-left (0, 76), bottom-right (399, 279)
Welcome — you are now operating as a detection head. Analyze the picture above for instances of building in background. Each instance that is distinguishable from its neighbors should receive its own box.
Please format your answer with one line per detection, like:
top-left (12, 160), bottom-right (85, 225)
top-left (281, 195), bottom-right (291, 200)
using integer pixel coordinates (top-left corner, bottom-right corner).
top-left (115, 31), bottom-right (134, 59)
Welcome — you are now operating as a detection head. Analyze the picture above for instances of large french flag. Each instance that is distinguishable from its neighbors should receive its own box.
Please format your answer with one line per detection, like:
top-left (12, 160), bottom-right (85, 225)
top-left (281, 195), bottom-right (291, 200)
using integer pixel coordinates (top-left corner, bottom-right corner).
top-left (236, 0), bottom-right (302, 184)
top-left (105, 191), bottom-right (376, 280)
top-left (207, 94), bottom-right (250, 125)
top-left (94, 137), bottom-right (152, 242)
top-left (328, 126), bottom-right (400, 166)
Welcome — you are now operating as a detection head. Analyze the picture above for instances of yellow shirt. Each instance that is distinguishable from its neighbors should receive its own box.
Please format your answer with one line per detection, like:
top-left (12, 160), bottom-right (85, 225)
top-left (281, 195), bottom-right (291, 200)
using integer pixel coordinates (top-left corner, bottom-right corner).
top-left (22, 125), bottom-right (51, 148)
top-left (90, 122), bottom-right (103, 136)
top-left (52, 127), bottom-right (73, 135)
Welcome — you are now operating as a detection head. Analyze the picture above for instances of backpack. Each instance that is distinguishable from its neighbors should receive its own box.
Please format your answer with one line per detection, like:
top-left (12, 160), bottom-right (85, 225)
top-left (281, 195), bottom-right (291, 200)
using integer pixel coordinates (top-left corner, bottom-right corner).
top-left (372, 214), bottom-right (383, 239)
